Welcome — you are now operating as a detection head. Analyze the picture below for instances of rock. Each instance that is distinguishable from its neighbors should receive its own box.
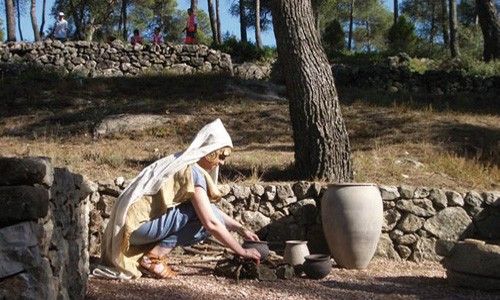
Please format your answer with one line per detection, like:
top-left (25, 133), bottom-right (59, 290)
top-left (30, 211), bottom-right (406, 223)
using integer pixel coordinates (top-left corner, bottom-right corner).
top-left (473, 206), bottom-right (500, 240)
top-left (98, 183), bottom-right (121, 197)
top-left (288, 199), bottom-right (317, 225)
top-left (397, 214), bottom-right (424, 233)
top-left (218, 184), bottom-right (231, 197)
top-left (396, 199), bottom-right (436, 217)
top-left (398, 185), bottom-right (415, 199)
top-left (242, 211), bottom-right (270, 232)
top-left (429, 189), bottom-right (447, 209)
top-left (414, 187), bottom-right (430, 198)
top-left (396, 245), bottom-right (412, 260)
top-left (411, 237), bottom-right (441, 262)
top-left (446, 190), bottom-right (464, 207)
top-left (263, 185), bottom-right (276, 201)
top-left (0, 186), bottom-right (50, 226)
top-left (482, 191), bottom-right (500, 206)
top-left (423, 207), bottom-right (472, 240)
top-left (96, 195), bottom-right (117, 218)
top-left (232, 185), bottom-right (251, 200)
top-left (464, 191), bottom-right (483, 208)
top-left (379, 185), bottom-right (399, 200)
top-left (247, 195), bottom-right (260, 211)
top-left (292, 181), bottom-right (311, 200)
top-left (435, 239), bottom-right (456, 257)
top-left (276, 264), bottom-right (294, 279)
top-left (375, 234), bottom-right (401, 260)
top-left (444, 240), bottom-right (500, 279)
top-left (258, 202), bottom-right (275, 217)
top-left (276, 184), bottom-right (294, 201)
top-left (217, 198), bottom-right (234, 217)
top-left (395, 234), bottom-right (418, 245)
top-left (0, 222), bottom-right (41, 278)
top-left (0, 156), bottom-right (54, 186)
top-left (389, 229), bottom-right (404, 240)
top-left (275, 197), bottom-right (297, 209)
top-left (250, 184), bottom-right (265, 196)
top-left (382, 209), bottom-right (401, 232)
top-left (114, 176), bottom-right (125, 188)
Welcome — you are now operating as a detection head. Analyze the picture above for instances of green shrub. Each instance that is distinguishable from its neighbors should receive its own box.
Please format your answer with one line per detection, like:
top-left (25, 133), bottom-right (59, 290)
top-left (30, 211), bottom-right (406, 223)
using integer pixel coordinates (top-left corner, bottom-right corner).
top-left (322, 19), bottom-right (345, 59)
top-left (387, 16), bottom-right (418, 55)
top-left (213, 34), bottom-right (276, 62)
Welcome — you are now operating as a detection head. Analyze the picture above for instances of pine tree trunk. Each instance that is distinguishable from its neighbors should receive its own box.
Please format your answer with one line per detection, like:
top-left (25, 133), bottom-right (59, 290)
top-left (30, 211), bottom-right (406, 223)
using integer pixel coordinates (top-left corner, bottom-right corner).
top-left (270, 0), bottom-right (353, 182)
top-left (441, 0), bottom-right (449, 47)
top-left (5, 0), bottom-right (17, 41)
top-left (122, 0), bottom-right (128, 40)
top-left (239, 0), bottom-right (247, 42)
top-left (393, 0), bottom-right (398, 25)
top-left (16, 0), bottom-right (23, 41)
top-left (476, 0), bottom-right (500, 61)
top-left (348, 0), bottom-right (354, 50)
top-left (430, 2), bottom-right (436, 43)
top-left (449, 0), bottom-right (460, 57)
top-left (31, 0), bottom-right (41, 41)
top-left (208, 0), bottom-right (218, 44)
top-left (216, 0), bottom-right (222, 44)
top-left (255, 0), bottom-right (263, 49)
top-left (39, 0), bottom-right (46, 38)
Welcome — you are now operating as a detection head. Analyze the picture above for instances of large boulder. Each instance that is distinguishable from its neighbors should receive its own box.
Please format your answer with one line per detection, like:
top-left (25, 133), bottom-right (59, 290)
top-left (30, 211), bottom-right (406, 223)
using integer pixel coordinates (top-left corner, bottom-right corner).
top-left (0, 157), bottom-right (53, 186)
top-left (423, 207), bottom-right (471, 240)
top-left (0, 186), bottom-right (49, 227)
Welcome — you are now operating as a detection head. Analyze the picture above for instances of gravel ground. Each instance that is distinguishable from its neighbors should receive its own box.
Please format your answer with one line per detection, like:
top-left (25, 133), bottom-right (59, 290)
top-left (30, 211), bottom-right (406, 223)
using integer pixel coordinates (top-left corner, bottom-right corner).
top-left (86, 258), bottom-right (500, 299)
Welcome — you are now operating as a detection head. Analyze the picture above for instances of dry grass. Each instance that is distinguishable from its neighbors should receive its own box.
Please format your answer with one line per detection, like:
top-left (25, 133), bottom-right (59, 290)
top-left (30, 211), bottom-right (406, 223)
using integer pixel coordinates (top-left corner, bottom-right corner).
top-left (0, 72), bottom-right (498, 190)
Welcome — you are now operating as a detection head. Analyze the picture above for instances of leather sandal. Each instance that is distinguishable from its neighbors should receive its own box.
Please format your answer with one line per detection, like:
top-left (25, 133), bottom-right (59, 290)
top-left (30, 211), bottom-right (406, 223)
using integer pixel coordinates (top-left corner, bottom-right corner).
top-left (139, 254), bottom-right (177, 279)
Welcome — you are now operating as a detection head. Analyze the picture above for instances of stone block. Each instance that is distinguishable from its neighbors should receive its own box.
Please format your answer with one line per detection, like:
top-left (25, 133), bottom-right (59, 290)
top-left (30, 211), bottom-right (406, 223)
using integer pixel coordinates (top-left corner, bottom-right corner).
top-left (429, 188), bottom-right (447, 209)
top-left (0, 157), bottom-right (53, 186)
top-left (232, 185), bottom-right (251, 200)
top-left (414, 186), bottom-right (430, 198)
top-left (382, 209), bottom-right (401, 232)
top-left (411, 237), bottom-right (441, 262)
top-left (379, 185), bottom-right (399, 200)
top-left (375, 234), bottom-right (400, 260)
top-left (0, 186), bottom-right (49, 226)
top-left (292, 181), bottom-right (311, 200)
top-left (423, 207), bottom-right (471, 240)
top-left (446, 190), bottom-right (464, 207)
top-left (464, 191), bottom-right (483, 208)
top-left (250, 184), bottom-right (265, 196)
top-left (276, 184), bottom-right (294, 201)
top-left (472, 206), bottom-right (500, 240)
top-left (397, 214), bottom-right (424, 233)
top-left (288, 199), bottom-right (317, 225)
top-left (396, 199), bottom-right (436, 217)
top-left (396, 245), bottom-right (412, 260)
top-left (444, 240), bottom-right (500, 279)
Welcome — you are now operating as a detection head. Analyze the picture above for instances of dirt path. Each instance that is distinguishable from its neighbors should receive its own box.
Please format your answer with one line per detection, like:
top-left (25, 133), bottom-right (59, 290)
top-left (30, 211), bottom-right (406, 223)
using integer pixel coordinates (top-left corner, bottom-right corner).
top-left (85, 259), bottom-right (499, 299)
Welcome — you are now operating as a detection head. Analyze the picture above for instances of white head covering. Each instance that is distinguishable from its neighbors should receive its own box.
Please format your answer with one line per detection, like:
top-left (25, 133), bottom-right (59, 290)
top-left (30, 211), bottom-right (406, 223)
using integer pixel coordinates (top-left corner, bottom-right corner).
top-left (96, 118), bottom-right (232, 279)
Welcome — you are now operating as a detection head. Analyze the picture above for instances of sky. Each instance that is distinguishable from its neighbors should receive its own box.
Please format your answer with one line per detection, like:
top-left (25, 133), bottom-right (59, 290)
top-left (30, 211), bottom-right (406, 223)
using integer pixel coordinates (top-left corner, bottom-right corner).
top-left (3, 0), bottom-right (393, 46)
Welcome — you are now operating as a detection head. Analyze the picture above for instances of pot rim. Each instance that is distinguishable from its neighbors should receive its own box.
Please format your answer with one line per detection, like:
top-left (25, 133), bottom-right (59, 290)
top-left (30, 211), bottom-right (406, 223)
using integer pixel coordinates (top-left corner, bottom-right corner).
top-left (327, 182), bottom-right (377, 187)
top-left (285, 240), bottom-right (308, 245)
top-left (304, 254), bottom-right (331, 261)
top-left (243, 240), bottom-right (268, 244)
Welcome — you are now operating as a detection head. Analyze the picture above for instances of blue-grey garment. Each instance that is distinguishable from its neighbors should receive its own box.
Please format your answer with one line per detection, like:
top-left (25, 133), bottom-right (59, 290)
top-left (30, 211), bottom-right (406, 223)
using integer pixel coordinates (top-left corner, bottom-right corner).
top-left (129, 195), bottom-right (224, 248)
top-left (192, 165), bottom-right (207, 191)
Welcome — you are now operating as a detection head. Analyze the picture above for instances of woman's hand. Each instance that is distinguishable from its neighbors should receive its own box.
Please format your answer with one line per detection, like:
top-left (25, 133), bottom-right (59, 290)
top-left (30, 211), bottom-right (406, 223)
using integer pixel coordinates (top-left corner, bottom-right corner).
top-left (240, 248), bottom-right (261, 263)
top-left (239, 228), bottom-right (260, 241)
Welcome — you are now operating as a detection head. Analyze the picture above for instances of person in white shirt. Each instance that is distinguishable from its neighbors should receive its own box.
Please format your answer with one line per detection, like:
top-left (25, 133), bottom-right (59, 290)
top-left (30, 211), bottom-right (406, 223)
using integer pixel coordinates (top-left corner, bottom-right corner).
top-left (53, 12), bottom-right (68, 41)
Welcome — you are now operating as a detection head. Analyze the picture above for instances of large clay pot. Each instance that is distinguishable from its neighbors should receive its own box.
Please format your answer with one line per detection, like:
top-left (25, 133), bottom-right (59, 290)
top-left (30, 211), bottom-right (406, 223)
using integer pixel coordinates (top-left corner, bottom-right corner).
top-left (321, 183), bottom-right (383, 269)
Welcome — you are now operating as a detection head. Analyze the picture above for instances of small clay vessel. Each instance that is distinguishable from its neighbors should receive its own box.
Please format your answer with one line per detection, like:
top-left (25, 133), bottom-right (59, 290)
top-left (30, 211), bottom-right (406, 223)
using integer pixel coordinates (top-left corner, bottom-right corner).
top-left (303, 254), bottom-right (332, 279)
top-left (242, 240), bottom-right (269, 261)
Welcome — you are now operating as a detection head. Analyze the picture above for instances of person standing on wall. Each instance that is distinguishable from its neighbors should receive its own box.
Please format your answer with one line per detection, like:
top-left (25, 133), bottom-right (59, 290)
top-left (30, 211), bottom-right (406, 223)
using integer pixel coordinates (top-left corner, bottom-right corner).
top-left (53, 12), bottom-right (68, 42)
top-left (184, 8), bottom-right (198, 44)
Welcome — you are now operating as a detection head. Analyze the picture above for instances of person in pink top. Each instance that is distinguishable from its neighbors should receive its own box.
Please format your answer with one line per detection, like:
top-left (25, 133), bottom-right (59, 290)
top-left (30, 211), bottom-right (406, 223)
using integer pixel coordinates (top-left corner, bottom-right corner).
top-left (130, 29), bottom-right (143, 46)
top-left (184, 8), bottom-right (197, 44)
top-left (152, 27), bottom-right (164, 45)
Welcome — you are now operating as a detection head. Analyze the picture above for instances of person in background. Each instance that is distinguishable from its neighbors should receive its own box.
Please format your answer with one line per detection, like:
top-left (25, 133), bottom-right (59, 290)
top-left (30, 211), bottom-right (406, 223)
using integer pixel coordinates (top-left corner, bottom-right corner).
top-left (184, 8), bottom-right (197, 44)
top-left (130, 29), bottom-right (143, 46)
top-left (53, 12), bottom-right (68, 42)
top-left (151, 27), bottom-right (164, 45)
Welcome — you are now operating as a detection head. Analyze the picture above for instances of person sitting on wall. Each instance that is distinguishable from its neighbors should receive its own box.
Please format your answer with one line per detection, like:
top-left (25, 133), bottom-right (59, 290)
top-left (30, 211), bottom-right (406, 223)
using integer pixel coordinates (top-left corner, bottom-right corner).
top-left (130, 29), bottom-right (144, 46)
top-left (52, 12), bottom-right (68, 42)
top-left (183, 8), bottom-right (198, 44)
top-left (151, 27), bottom-right (164, 52)
top-left (96, 119), bottom-right (261, 280)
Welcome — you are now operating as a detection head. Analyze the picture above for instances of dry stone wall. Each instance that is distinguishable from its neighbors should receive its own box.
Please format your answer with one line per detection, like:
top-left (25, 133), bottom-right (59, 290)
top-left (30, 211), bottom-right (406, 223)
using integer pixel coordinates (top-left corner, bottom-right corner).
top-left (0, 157), bottom-right (92, 300)
top-left (89, 178), bottom-right (500, 263)
top-left (0, 40), bottom-right (232, 77)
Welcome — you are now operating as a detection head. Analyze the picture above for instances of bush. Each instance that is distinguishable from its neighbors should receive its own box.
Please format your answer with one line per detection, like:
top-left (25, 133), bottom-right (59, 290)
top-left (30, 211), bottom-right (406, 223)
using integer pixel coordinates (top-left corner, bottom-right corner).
top-left (322, 19), bottom-right (345, 59)
top-left (387, 16), bottom-right (418, 55)
top-left (212, 34), bottom-right (276, 62)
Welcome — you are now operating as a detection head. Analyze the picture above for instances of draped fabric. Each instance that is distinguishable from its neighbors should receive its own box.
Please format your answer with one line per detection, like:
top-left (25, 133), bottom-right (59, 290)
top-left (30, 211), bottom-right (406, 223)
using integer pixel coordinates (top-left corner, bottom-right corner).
top-left (95, 119), bottom-right (232, 279)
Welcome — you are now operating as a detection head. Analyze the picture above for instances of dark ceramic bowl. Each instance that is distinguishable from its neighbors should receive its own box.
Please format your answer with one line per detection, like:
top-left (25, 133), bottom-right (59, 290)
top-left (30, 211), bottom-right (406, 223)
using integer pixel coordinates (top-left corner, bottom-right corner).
top-left (303, 254), bottom-right (332, 279)
top-left (242, 240), bottom-right (269, 261)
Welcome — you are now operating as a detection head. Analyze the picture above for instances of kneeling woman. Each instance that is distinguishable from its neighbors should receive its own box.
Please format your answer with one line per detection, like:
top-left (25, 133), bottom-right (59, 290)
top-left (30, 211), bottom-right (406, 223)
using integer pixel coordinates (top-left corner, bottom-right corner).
top-left (101, 119), bottom-right (260, 279)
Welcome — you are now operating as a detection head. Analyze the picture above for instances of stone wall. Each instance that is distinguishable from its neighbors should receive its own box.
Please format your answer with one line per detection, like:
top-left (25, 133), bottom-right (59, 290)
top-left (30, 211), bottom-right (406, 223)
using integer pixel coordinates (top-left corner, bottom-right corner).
top-left (0, 157), bottom-right (92, 300)
top-left (89, 178), bottom-right (499, 263)
top-left (0, 40), bottom-right (232, 77)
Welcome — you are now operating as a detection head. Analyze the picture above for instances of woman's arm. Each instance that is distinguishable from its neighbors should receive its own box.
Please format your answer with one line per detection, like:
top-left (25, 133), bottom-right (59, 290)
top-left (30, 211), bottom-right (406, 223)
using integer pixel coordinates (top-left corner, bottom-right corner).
top-left (218, 210), bottom-right (260, 241)
top-left (191, 187), bottom-right (260, 261)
